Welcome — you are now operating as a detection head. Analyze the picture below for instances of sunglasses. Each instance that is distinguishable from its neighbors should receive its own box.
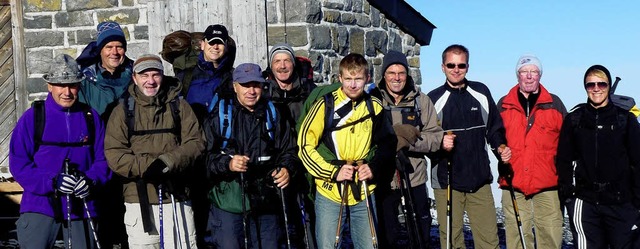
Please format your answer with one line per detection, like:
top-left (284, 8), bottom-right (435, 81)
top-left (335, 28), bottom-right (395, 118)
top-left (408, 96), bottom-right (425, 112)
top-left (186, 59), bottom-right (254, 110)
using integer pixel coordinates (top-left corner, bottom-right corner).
top-left (585, 81), bottom-right (608, 91)
top-left (445, 63), bottom-right (468, 69)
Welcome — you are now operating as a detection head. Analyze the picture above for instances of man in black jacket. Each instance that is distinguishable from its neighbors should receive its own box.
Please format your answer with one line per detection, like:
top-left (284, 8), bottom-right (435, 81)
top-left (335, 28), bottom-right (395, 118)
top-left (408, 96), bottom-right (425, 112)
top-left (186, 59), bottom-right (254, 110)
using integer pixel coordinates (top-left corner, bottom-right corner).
top-left (203, 63), bottom-right (298, 249)
top-left (427, 44), bottom-right (511, 249)
top-left (556, 64), bottom-right (640, 248)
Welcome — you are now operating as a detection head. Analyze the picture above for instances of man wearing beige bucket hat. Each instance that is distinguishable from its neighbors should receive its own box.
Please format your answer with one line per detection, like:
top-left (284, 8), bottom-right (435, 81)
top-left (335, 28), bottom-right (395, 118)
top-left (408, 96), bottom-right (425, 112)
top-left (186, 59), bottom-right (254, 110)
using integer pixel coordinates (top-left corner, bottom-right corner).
top-left (9, 54), bottom-right (110, 248)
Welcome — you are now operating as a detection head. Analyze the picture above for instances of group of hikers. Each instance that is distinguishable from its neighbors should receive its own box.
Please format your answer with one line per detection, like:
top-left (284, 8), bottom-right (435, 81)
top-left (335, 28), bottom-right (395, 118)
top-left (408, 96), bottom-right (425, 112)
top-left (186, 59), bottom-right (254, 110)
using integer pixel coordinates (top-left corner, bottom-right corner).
top-left (8, 20), bottom-right (640, 249)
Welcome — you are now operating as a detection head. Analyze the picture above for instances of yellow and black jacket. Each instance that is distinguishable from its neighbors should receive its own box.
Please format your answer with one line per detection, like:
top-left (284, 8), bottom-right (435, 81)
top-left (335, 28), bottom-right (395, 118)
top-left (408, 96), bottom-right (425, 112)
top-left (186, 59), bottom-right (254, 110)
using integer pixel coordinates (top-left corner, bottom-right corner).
top-left (298, 88), bottom-right (395, 205)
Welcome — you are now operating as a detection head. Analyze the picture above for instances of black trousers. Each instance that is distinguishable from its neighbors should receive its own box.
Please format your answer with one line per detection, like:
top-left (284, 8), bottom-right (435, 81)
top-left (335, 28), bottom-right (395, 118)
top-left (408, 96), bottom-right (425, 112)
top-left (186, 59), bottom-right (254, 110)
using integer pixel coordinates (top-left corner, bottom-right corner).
top-left (378, 182), bottom-right (431, 249)
top-left (566, 197), bottom-right (640, 249)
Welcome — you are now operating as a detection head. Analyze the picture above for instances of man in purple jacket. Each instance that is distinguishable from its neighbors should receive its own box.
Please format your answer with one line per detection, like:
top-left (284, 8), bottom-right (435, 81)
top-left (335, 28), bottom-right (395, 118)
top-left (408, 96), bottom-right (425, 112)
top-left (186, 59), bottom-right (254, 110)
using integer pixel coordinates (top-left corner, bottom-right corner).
top-left (9, 54), bottom-right (111, 248)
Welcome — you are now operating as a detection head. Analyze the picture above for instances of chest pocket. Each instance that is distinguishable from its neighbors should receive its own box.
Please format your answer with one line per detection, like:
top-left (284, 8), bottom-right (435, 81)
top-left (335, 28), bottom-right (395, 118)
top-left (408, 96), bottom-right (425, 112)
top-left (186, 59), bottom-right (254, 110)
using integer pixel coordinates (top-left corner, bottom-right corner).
top-left (401, 109), bottom-right (421, 127)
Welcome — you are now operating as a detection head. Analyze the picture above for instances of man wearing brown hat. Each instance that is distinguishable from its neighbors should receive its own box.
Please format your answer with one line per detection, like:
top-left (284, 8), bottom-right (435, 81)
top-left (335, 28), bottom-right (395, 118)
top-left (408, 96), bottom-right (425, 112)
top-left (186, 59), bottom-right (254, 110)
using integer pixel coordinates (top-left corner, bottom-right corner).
top-left (104, 54), bottom-right (204, 248)
top-left (9, 54), bottom-right (110, 248)
top-left (203, 63), bottom-right (297, 249)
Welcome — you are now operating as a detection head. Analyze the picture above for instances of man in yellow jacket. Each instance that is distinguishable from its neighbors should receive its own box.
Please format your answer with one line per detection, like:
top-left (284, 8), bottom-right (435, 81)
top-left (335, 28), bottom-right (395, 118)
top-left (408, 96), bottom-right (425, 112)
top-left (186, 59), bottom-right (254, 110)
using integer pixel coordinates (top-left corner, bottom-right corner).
top-left (298, 53), bottom-right (395, 249)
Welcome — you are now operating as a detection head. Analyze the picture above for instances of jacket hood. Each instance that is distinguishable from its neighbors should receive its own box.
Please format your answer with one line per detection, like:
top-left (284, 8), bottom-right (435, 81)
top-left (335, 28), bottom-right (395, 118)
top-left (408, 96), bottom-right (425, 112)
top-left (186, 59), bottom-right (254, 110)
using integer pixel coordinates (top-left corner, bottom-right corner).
top-left (583, 64), bottom-right (612, 88)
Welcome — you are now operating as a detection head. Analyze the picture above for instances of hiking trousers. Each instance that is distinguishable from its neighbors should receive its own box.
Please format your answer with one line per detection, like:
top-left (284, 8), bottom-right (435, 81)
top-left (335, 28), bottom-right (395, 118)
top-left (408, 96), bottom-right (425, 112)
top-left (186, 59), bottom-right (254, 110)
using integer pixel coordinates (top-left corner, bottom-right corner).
top-left (501, 189), bottom-right (563, 249)
top-left (434, 184), bottom-right (499, 249)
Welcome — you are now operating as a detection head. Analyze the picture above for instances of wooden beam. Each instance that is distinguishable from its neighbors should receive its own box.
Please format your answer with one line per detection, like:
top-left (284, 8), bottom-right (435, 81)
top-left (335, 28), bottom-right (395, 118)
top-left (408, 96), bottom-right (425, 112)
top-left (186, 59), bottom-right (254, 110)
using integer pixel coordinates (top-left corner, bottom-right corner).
top-left (10, 0), bottom-right (26, 115)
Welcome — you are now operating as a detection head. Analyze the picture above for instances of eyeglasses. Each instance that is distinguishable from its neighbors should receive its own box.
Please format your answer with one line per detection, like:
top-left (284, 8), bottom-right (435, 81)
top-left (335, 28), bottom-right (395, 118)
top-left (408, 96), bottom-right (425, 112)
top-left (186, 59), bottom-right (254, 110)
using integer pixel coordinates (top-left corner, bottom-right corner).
top-left (445, 63), bottom-right (467, 69)
top-left (518, 70), bottom-right (540, 76)
top-left (585, 81), bottom-right (608, 91)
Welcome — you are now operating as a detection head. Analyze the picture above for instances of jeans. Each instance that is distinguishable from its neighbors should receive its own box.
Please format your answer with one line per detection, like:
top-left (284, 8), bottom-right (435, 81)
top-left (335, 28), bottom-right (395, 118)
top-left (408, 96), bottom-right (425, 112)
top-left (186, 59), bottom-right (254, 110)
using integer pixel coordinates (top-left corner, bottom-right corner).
top-left (208, 205), bottom-right (282, 249)
top-left (315, 191), bottom-right (378, 249)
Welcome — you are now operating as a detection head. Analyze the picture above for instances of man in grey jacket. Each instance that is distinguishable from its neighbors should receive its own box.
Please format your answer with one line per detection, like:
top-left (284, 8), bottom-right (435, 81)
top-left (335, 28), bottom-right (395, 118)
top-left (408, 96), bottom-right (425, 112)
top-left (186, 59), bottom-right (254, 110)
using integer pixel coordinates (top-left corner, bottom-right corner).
top-left (370, 50), bottom-right (443, 248)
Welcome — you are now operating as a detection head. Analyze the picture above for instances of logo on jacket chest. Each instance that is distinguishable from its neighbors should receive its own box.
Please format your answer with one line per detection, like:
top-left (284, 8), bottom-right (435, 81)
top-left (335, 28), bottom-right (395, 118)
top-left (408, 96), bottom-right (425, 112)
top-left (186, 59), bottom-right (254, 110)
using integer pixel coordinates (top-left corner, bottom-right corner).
top-left (322, 181), bottom-right (333, 191)
top-left (470, 106), bottom-right (479, 111)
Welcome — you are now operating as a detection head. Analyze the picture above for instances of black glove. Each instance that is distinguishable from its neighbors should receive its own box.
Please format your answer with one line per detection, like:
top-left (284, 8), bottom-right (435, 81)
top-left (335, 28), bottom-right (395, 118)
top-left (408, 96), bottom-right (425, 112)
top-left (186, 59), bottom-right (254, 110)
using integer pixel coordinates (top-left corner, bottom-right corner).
top-left (143, 159), bottom-right (168, 184)
top-left (498, 162), bottom-right (514, 180)
top-left (559, 184), bottom-right (575, 202)
top-left (55, 173), bottom-right (77, 195)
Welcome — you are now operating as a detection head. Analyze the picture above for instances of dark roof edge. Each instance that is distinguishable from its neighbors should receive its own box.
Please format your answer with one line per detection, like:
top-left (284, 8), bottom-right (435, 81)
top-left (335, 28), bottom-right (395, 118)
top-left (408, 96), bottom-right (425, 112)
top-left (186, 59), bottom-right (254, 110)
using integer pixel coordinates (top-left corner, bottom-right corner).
top-left (368, 0), bottom-right (436, 46)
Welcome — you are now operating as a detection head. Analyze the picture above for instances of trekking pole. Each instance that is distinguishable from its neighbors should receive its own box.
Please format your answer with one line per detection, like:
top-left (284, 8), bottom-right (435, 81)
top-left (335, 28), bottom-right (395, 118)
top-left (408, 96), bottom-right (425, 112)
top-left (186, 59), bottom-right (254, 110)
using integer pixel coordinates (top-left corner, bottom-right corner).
top-left (170, 193), bottom-right (184, 249)
top-left (64, 158), bottom-right (73, 249)
top-left (298, 194), bottom-right (313, 249)
top-left (445, 131), bottom-right (453, 249)
top-left (276, 168), bottom-right (292, 249)
top-left (82, 198), bottom-right (101, 248)
top-left (240, 172), bottom-right (249, 249)
top-left (500, 144), bottom-right (527, 249)
top-left (361, 180), bottom-right (378, 249)
top-left (334, 181), bottom-right (348, 249)
top-left (159, 184), bottom-right (164, 249)
top-left (397, 150), bottom-right (425, 249)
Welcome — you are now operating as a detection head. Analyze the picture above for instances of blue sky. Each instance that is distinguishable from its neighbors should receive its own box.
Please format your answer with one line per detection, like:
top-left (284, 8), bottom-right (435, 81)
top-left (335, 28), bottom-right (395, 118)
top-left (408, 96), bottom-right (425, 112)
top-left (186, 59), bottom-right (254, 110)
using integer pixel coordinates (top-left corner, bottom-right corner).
top-left (406, 0), bottom-right (639, 109)
top-left (404, 0), bottom-right (640, 206)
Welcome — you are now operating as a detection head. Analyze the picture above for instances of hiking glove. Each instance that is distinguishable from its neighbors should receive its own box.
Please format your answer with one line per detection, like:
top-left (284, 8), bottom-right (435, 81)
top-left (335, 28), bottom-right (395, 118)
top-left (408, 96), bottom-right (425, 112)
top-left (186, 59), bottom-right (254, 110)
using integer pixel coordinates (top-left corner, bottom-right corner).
top-left (498, 162), bottom-right (514, 180)
top-left (393, 124), bottom-right (421, 152)
top-left (396, 136), bottom-right (411, 152)
top-left (393, 124), bottom-right (421, 145)
top-left (143, 159), bottom-right (169, 184)
top-left (73, 176), bottom-right (92, 199)
top-left (55, 173), bottom-right (77, 195)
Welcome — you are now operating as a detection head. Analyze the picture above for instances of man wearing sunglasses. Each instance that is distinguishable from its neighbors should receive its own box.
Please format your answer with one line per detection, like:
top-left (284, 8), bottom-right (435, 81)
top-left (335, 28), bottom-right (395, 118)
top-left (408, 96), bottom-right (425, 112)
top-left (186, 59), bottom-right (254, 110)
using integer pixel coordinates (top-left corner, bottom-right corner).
top-left (557, 65), bottom-right (640, 248)
top-left (427, 44), bottom-right (510, 249)
top-left (497, 55), bottom-right (566, 249)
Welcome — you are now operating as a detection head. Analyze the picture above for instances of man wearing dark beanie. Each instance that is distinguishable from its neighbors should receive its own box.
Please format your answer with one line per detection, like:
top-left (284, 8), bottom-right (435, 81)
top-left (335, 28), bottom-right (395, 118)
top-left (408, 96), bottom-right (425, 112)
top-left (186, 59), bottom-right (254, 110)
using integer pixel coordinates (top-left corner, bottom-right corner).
top-left (370, 50), bottom-right (443, 248)
top-left (76, 21), bottom-right (134, 121)
top-left (264, 43), bottom-right (317, 248)
top-left (75, 20), bottom-right (134, 248)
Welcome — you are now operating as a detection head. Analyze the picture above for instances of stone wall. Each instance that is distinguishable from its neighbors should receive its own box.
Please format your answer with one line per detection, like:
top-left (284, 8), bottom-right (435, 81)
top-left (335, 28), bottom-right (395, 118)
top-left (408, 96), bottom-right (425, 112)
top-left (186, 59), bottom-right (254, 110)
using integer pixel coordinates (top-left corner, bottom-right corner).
top-left (266, 0), bottom-right (423, 85)
top-left (20, 0), bottom-right (423, 99)
top-left (21, 0), bottom-right (150, 99)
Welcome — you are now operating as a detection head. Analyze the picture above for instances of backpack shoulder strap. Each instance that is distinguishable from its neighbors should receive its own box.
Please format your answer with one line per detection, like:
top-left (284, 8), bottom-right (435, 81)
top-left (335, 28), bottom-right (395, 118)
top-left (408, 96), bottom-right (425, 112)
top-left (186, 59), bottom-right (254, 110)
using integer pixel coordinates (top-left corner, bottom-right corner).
top-left (169, 96), bottom-right (182, 144)
top-left (265, 100), bottom-right (277, 140)
top-left (122, 94), bottom-right (136, 139)
top-left (33, 100), bottom-right (45, 153)
top-left (219, 98), bottom-right (233, 149)
top-left (323, 92), bottom-right (335, 131)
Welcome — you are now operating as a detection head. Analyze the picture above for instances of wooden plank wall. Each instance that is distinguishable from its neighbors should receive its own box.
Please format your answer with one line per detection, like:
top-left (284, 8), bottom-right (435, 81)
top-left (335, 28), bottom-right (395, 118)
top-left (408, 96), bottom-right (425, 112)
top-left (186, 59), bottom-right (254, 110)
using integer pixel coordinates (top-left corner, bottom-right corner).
top-left (147, 0), bottom-right (268, 73)
top-left (0, 4), bottom-right (14, 171)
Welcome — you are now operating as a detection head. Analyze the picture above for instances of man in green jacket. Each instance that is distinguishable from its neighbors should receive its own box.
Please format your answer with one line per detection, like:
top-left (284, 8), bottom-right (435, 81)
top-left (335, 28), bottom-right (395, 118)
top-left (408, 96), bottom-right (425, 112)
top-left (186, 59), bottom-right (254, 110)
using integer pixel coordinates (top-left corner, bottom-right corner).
top-left (105, 54), bottom-right (204, 248)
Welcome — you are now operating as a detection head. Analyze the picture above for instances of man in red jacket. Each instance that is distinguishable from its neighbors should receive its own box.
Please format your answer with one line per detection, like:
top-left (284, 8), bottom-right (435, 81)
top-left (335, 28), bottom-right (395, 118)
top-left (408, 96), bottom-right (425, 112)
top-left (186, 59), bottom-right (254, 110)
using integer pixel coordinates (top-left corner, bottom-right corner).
top-left (497, 54), bottom-right (567, 249)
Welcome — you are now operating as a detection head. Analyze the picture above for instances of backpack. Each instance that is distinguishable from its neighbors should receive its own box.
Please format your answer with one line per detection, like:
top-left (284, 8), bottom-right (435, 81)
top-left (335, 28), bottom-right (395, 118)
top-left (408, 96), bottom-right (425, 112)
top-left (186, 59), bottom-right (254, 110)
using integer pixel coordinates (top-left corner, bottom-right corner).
top-left (33, 100), bottom-right (95, 153)
top-left (120, 94), bottom-right (182, 142)
top-left (207, 95), bottom-right (277, 149)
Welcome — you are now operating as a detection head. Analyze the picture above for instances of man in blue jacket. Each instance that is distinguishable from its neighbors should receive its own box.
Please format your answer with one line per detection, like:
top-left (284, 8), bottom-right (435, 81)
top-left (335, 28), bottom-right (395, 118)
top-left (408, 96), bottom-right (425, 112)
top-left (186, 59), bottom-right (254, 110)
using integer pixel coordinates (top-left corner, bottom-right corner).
top-left (427, 44), bottom-right (511, 249)
top-left (9, 54), bottom-right (111, 248)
